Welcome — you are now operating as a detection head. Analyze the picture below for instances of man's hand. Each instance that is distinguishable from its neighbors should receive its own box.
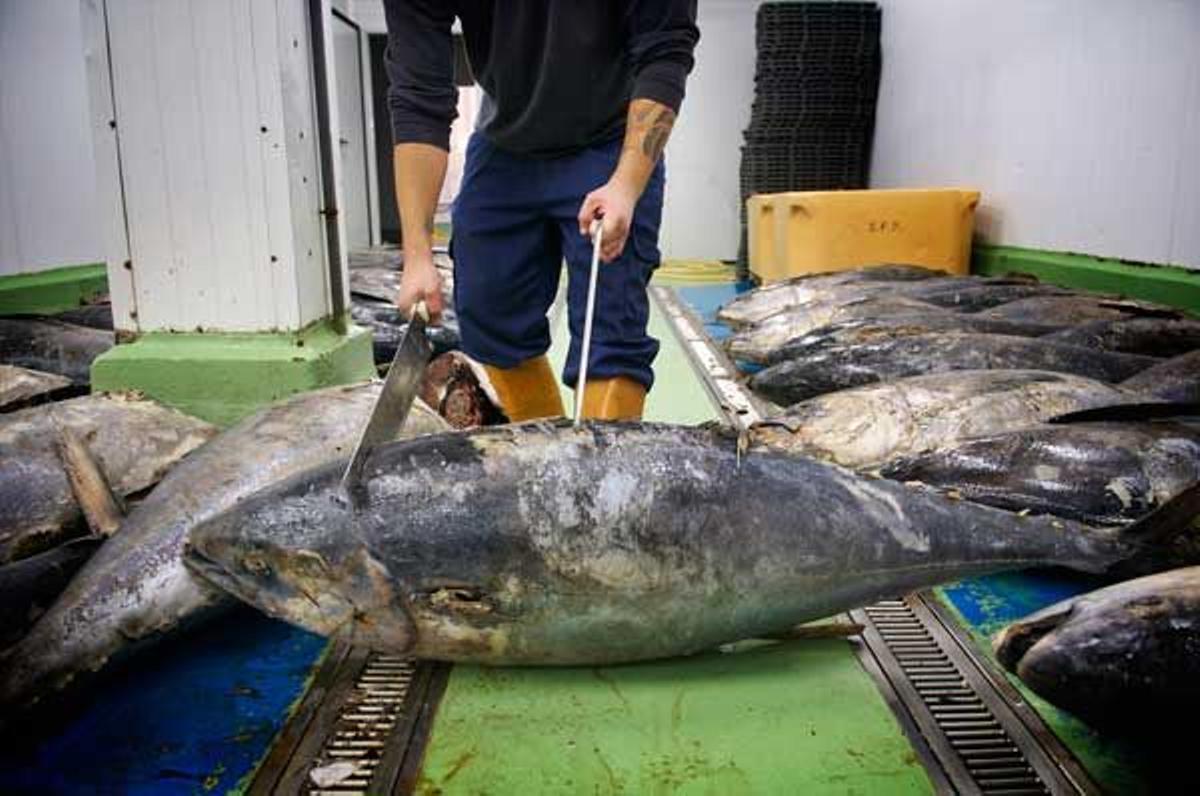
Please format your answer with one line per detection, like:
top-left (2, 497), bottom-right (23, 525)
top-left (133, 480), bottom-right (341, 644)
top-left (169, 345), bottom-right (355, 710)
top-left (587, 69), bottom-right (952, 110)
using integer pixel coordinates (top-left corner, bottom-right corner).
top-left (397, 255), bottom-right (445, 323)
top-left (577, 178), bottom-right (639, 263)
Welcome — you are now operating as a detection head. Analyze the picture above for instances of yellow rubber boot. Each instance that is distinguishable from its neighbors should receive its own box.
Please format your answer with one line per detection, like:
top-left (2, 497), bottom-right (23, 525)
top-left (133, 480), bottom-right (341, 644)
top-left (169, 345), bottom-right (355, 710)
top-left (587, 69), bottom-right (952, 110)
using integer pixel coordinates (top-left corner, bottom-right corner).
top-left (482, 355), bottom-right (565, 422)
top-left (580, 376), bottom-right (647, 421)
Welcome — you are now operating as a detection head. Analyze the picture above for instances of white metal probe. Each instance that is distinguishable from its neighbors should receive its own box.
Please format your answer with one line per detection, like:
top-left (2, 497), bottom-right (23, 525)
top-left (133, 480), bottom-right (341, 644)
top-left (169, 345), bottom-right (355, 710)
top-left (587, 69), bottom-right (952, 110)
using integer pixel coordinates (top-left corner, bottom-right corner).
top-left (574, 218), bottom-right (603, 426)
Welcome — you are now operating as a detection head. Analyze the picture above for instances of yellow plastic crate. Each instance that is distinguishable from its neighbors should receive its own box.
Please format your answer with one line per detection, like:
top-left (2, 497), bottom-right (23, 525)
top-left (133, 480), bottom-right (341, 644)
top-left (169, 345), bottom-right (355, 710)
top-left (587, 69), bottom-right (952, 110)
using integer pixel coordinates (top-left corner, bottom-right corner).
top-left (747, 188), bottom-right (981, 284)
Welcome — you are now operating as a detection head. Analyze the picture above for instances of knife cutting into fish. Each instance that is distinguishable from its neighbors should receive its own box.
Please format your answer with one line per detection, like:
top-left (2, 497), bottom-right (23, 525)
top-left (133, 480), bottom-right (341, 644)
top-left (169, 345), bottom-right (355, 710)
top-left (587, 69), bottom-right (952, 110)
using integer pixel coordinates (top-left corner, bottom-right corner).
top-left (342, 300), bottom-right (434, 504)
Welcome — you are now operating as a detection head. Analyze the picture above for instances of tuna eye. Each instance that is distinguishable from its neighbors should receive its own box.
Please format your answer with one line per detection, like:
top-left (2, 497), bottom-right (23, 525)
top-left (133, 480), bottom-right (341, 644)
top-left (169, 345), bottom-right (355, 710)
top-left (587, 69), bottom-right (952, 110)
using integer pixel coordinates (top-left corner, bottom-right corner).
top-left (242, 553), bottom-right (271, 576)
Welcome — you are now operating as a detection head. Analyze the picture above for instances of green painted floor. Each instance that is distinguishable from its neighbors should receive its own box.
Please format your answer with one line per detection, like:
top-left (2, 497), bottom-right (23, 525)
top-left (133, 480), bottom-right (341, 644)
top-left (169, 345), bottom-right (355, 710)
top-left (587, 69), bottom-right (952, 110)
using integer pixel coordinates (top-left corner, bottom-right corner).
top-left (415, 283), bottom-right (933, 794)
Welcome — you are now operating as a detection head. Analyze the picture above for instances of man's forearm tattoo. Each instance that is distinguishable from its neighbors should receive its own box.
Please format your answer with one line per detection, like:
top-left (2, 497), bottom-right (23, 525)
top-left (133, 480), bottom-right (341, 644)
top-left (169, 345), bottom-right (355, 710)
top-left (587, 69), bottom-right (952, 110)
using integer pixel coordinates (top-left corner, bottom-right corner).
top-left (641, 108), bottom-right (676, 162)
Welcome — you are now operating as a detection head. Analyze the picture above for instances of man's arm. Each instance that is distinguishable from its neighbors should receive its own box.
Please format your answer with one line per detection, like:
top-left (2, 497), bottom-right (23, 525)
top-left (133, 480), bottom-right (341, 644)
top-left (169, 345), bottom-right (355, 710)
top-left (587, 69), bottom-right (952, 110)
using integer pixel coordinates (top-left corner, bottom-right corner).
top-left (382, 0), bottom-right (457, 320)
top-left (395, 143), bottom-right (447, 319)
top-left (577, 99), bottom-right (678, 263)
top-left (577, 1), bottom-right (699, 262)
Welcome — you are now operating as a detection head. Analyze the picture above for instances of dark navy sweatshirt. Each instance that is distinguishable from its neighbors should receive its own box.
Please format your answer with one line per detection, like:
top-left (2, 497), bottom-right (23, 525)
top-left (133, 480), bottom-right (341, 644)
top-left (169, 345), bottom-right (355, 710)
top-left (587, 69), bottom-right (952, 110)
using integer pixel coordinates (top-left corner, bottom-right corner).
top-left (383, 1), bottom-right (699, 158)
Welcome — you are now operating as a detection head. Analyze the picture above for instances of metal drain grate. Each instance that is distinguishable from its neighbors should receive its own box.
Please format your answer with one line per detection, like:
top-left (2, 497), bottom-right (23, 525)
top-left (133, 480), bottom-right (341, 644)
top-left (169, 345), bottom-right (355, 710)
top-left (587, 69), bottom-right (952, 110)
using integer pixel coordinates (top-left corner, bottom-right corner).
top-left (304, 655), bottom-right (416, 793)
top-left (858, 600), bottom-right (1047, 794)
top-left (247, 643), bottom-right (449, 795)
top-left (853, 595), bottom-right (1098, 795)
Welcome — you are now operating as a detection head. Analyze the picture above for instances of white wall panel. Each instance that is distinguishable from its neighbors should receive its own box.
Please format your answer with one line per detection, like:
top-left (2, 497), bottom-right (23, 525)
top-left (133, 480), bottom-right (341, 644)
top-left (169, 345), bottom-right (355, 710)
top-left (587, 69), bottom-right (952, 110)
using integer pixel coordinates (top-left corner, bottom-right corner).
top-left (659, 0), bottom-right (756, 262)
top-left (0, 0), bottom-right (104, 275)
top-left (871, 0), bottom-right (1200, 269)
top-left (99, 0), bottom-right (336, 332)
top-left (281, 1), bottom-right (1200, 270)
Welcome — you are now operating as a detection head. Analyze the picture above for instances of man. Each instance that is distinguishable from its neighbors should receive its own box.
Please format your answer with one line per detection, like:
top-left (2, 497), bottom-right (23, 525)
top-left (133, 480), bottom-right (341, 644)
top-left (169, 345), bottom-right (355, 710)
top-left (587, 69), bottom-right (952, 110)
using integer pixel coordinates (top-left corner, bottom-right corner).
top-left (384, 2), bottom-right (699, 421)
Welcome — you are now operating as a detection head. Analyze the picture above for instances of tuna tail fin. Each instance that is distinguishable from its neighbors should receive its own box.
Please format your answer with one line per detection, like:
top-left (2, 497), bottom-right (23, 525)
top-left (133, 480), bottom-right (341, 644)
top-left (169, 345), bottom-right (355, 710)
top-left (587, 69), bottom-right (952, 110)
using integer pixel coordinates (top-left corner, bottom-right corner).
top-left (1047, 401), bottom-right (1200, 424)
top-left (54, 423), bottom-right (125, 536)
top-left (1119, 479), bottom-right (1200, 550)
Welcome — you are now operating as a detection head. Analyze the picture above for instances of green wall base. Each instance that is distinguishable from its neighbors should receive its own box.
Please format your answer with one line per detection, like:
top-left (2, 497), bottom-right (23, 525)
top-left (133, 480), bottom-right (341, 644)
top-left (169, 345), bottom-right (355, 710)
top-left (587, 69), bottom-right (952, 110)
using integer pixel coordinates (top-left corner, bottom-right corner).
top-left (91, 319), bottom-right (375, 427)
top-left (0, 263), bottom-right (108, 315)
top-left (972, 244), bottom-right (1200, 315)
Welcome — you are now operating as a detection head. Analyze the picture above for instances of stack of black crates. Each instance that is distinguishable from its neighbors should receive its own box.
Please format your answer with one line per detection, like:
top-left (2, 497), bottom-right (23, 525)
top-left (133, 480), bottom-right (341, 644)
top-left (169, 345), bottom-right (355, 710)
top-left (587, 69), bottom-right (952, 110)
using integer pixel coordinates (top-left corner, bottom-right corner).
top-left (737, 1), bottom-right (883, 280)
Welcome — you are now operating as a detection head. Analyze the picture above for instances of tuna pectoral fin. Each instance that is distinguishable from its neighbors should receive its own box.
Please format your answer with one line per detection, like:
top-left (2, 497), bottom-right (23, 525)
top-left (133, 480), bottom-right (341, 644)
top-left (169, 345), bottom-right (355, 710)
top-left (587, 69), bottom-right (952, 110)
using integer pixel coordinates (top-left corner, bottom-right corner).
top-left (1047, 402), bottom-right (1200, 424)
top-left (54, 425), bottom-right (125, 537)
top-left (992, 606), bottom-right (1073, 673)
top-left (1120, 479), bottom-right (1200, 550)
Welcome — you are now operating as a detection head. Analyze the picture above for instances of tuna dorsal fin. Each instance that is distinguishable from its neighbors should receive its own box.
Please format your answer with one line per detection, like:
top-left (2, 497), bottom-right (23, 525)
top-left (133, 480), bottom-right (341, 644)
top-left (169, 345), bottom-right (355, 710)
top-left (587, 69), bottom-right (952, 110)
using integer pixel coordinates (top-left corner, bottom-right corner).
top-left (1120, 479), bottom-right (1200, 549)
top-left (1047, 402), bottom-right (1200, 424)
top-left (54, 423), bottom-right (125, 536)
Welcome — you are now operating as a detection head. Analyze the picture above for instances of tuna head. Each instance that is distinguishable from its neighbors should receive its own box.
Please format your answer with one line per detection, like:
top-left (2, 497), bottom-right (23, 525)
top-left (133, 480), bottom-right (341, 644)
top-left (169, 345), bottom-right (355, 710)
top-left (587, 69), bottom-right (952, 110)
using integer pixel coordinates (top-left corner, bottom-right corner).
top-left (184, 471), bottom-right (417, 652)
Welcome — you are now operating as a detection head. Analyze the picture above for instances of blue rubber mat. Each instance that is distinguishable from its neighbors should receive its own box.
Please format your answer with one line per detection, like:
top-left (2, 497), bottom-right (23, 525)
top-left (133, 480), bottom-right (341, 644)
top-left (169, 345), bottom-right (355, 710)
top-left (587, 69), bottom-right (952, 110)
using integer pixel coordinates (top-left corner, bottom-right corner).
top-left (0, 607), bottom-right (324, 795)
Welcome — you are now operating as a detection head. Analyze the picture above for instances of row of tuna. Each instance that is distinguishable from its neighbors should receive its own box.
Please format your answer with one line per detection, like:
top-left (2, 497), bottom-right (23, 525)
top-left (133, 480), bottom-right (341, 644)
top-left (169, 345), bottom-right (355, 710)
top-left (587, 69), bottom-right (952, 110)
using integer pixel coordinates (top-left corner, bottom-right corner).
top-left (0, 262), bottom-right (1195, 746)
top-left (721, 264), bottom-right (1200, 405)
top-left (719, 264), bottom-right (1200, 733)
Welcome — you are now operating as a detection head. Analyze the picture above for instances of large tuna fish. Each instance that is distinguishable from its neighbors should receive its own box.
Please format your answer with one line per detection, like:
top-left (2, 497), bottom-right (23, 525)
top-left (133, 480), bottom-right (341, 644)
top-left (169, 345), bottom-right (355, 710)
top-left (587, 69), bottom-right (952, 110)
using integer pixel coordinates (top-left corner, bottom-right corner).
top-left (0, 319), bottom-right (113, 384)
top-left (50, 301), bottom-right (114, 331)
top-left (0, 394), bottom-right (215, 563)
top-left (183, 421), bottom-right (1200, 666)
top-left (748, 333), bottom-right (1157, 405)
top-left (880, 422), bottom-right (1200, 526)
top-left (1121, 350), bottom-right (1200, 403)
top-left (750, 370), bottom-right (1151, 469)
top-left (1045, 317), bottom-right (1200, 358)
top-left (726, 296), bottom-right (955, 363)
top-left (902, 279), bottom-right (1072, 311)
top-left (351, 297), bottom-right (460, 365)
top-left (0, 365), bottom-right (76, 412)
top-left (723, 276), bottom-right (1058, 329)
top-left (0, 383), bottom-right (448, 715)
top-left (761, 314), bottom-right (1062, 366)
top-left (716, 264), bottom-right (944, 327)
top-left (0, 537), bottom-right (102, 648)
top-left (977, 295), bottom-right (1182, 327)
top-left (993, 565), bottom-right (1200, 732)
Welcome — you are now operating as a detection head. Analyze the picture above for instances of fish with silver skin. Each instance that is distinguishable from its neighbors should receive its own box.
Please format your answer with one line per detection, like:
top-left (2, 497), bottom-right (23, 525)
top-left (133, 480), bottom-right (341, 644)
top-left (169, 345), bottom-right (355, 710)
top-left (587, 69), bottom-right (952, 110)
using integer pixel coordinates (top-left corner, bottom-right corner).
top-left (0, 394), bottom-right (215, 563)
top-left (1120, 350), bottom-right (1200, 404)
top-left (721, 275), bottom-right (1061, 330)
top-left (748, 332), bottom-right (1158, 406)
top-left (750, 370), bottom-right (1153, 469)
top-left (0, 537), bottom-right (103, 647)
top-left (0, 365), bottom-right (76, 412)
top-left (182, 421), bottom-right (1199, 667)
top-left (716, 264), bottom-right (945, 328)
top-left (993, 565), bottom-right (1200, 732)
top-left (976, 294), bottom-right (1183, 327)
top-left (879, 422), bottom-right (1200, 526)
top-left (350, 297), bottom-right (460, 366)
top-left (726, 296), bottom-right (956, 364)
top-left (0, 319), bottom-right (113, 385)
top-left (1044, 317), bottom-right (1200, 358)
top-left (760, 314), bottom-right (1062, 367)
top-left (0, 383), bottom-right (447, 715)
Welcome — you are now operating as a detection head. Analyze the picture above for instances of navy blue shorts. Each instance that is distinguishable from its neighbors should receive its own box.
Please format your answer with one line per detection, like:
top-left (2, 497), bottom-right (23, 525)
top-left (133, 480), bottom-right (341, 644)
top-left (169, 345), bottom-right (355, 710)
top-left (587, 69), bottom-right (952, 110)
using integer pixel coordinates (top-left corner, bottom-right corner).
top-left (450, 133), bottom-right (664, 390)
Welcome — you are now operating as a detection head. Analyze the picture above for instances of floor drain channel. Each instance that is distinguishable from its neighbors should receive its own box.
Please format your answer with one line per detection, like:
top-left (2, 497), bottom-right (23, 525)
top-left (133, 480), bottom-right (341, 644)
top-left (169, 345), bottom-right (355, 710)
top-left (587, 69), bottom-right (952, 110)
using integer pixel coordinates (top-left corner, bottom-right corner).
top-left (304, 655), bottom-right (416, 793)
top-left (852, 596), bottom-right (1098, 795)
top-left (248, 644), bottom-right (449, 795)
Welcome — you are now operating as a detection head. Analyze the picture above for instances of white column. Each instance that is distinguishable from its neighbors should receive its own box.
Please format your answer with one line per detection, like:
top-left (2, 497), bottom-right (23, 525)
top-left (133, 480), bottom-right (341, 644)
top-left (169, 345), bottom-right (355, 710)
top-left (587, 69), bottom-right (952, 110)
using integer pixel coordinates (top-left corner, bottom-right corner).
top-left (82, 0), bottom-right (350, 334)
